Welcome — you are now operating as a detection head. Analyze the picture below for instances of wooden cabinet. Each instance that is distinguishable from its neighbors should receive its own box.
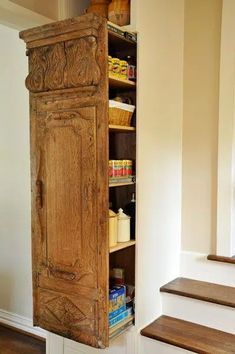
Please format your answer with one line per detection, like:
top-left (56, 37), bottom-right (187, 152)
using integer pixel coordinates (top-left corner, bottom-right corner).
top-left (20, 13), bottom-right (137, 349)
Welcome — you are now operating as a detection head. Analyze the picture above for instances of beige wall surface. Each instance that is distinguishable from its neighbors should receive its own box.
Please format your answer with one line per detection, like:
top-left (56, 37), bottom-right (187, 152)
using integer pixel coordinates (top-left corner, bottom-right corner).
top-left (136, 0), bottom-right (184, 329)
top-left (10, 0), bottom-right (58, 20)
top-left (0, 24), bottom-right (32, 318)
top-left (182, 0), bottom-right (222, 253)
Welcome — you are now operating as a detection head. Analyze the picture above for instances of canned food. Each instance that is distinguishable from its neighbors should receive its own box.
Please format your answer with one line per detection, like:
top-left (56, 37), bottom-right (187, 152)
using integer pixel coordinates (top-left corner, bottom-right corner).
top-left (116, 160), bottom-right (123, 177)
top-left (119, 60), bottom-right (128, 80)
top-left (123, 160), bottom-right (133, 176)
top-left (112, 58), bottom-right (121, 76)
top-left (127, 64), bottom-right (136, 80)
top-left (108, 55), bottom-right (113, 72)
top-left (109, 160), bottom-right (114, 177)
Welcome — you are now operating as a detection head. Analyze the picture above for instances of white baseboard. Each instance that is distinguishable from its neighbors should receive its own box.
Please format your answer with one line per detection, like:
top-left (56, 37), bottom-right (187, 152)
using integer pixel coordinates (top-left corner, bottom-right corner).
top-left (0, 308), bottom-right (46, 339)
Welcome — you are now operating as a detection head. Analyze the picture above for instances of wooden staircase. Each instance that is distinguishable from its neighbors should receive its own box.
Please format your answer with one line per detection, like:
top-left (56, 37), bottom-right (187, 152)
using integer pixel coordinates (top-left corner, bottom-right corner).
top-left (141, 277), bottom-right (235, 353)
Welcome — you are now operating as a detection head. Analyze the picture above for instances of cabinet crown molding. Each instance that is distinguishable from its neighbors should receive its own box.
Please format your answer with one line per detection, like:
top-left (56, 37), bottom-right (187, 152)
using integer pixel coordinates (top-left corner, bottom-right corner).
top-left (19, 13), bottom-right (103, 46)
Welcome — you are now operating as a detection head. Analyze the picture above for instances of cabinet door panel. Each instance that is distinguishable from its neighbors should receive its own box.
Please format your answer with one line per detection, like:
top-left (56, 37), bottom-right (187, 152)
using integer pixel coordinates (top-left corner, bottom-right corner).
top-left (32, 100), bottom-right (108, 348)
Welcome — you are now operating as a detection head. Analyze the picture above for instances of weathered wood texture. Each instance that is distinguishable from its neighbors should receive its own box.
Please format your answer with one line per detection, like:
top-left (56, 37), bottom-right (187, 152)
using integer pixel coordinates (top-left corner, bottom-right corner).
top-left (141, 315), bottom-right (235, 353)
top-left (20, 14), bottom-right (109, 348)
top-left (160, 277), bottom-right (235, 308)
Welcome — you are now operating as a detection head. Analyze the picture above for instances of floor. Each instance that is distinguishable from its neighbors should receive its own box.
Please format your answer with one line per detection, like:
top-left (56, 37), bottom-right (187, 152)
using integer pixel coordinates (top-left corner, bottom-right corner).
top-left (0, 325), bottom-right (46, 354)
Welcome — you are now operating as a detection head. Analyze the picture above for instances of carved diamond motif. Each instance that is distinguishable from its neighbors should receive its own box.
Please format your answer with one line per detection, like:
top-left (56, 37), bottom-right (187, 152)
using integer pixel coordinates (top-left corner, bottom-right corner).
top-left (45, 296), bottom-right (86, 327)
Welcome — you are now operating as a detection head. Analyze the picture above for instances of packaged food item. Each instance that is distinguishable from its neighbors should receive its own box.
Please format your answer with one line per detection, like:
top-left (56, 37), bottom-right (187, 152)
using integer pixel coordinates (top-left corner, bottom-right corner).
top-left (112, 58), bottom-right (121, 76)
top-left (117, 208), bottom-right (131, 243)
top-left (117, 160), bottom-right (123, 177)
top-left (111, 268), bottom-right (125, 285)
top-left (123, 160), bottom-right (133, 176)
top-left (109, 285), bottom-right (126, 317)
top-left (109, 160), bottom-right (114, 177)
top-left (126, 55), bottom-right (136, 81)
top-left (119, 60), bottom-right (128, 80)
top-left (109, 307), bottom-right (132, 327)
top-left (108, 55), bottom-right (113, 72)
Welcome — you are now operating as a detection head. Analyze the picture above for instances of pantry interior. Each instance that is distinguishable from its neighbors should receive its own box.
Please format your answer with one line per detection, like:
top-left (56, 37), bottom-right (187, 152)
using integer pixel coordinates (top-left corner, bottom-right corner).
top-left (108, 21), bottom-right (137, 339)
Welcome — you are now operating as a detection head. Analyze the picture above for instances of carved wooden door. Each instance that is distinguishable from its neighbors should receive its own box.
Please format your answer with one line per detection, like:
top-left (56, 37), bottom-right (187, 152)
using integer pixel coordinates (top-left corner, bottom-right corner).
top-left (20, 14), bottom-right (109, 348)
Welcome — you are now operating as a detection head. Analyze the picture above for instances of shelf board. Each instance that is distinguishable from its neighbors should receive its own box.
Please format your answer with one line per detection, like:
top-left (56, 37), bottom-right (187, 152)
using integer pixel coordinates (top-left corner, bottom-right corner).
top-left (109, 124), bottom-right (136, 132)
top-left (109, 75), bottom-right (136, 89)
top-left (108, 21), bottom-right (137, 48)
top-left (109, 181), bottom-right (135, 187)
top-left (109, 240), bottom-right (136, 253)
top-left (109, 315), bottom-right (134, 337)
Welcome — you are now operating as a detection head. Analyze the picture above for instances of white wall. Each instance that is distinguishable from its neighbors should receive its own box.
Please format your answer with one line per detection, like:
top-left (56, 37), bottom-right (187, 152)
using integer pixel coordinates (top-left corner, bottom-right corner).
top-left (0, 24), bottom-right (32, 318)
top-left (217, 0), bottom-right (235, 256)
top-left (10, 0), bottom-right (58, 20)
top-left (135, 0), bottom-right (184, 330)
top-left (182, 0), bottom-right (222, 254)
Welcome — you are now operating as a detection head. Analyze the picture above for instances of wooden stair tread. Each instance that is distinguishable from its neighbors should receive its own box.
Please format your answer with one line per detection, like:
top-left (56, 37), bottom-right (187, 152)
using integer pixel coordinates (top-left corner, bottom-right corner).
top-left (160, 277), bottom-right (235, 308)
top-left (141, 315), bottom-right (235, 353)
top-left (208, 254), bottom-right (235, 265)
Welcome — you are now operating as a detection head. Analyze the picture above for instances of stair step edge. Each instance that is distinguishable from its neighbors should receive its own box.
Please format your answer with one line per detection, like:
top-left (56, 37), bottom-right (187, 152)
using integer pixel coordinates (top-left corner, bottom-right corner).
top-left (141, 315), bottom-right (235, 354)
top-left (160, 277), bottom-right (235, 308)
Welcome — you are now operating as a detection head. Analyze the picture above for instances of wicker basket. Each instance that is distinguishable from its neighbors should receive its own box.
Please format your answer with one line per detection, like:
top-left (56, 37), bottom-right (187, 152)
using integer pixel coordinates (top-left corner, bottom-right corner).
top-left (109, 100), bottom-right (135, 126)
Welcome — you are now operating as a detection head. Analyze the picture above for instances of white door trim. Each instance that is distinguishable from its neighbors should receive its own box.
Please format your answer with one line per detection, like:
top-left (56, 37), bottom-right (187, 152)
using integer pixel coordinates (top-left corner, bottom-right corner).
top-left (217, 0), bottom-right (235, 256)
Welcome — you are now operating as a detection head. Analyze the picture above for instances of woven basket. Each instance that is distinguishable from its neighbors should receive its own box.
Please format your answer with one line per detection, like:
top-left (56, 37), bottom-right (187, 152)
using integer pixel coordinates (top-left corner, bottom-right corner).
top-left (109, 100), bottom-right (135, 126)
top-left (109, 107), bottom-right (133, 126)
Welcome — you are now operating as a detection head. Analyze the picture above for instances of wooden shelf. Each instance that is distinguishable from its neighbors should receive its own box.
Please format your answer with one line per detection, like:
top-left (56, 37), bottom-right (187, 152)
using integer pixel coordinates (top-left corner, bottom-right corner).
top-left (109, 125), bottom-right (136, 132)
top-left (109, 315), bottom-right (134, 337)
top-left (108, 21), bottom-right (137, 49)
top-left (109, 181), bottom-right (135, 188)
top-left (109, 75), bottom-right (136, 89)
top-left (109, 240), bottom-right (136, 253)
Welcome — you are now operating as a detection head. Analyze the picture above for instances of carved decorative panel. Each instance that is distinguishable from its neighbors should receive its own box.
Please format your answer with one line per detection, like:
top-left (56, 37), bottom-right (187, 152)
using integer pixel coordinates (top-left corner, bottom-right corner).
top-left (26, 37), bottom-right (100, 93)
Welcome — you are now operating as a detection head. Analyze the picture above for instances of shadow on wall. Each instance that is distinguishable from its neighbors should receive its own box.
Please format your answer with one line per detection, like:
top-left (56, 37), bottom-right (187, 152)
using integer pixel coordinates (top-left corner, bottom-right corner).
top-left (0, 272), bottom-right (14, 314)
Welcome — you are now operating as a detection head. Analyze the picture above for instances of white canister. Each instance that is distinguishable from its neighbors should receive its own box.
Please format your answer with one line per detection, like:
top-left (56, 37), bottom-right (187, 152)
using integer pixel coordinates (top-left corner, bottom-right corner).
top-left (109, 209), bottom-right (118, 247)
top-left (117, 208), bottom-right (131, 242)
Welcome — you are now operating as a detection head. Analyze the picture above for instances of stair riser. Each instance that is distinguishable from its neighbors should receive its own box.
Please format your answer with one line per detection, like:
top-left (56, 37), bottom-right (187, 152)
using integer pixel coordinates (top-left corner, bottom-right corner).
top-left (162, 293), bottom-right (235, 334)
top-left (180, 251), bottom-right (235, 287)
top-left (140, 336), bottom-right (193, 354)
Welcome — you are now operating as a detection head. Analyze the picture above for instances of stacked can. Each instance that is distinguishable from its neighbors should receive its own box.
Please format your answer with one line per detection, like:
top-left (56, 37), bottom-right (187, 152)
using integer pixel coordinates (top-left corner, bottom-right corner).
top-left (109, 160), bottom-right (133, 178)
top-left (108, 56), bottom-right (128, 80)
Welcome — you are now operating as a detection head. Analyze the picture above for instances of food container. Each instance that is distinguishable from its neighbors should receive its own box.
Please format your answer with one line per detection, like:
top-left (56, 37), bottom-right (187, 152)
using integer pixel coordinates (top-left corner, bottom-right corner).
top-left (109, 209), bottom-right (118, 247)
top-left (108, 55), bottom-right (113, 72)
top-left (117, 208), bottom-right (130, 242)
top-left (112, 58), bottom-right (121, 76)
top-left (123, 160), bottom-right (132, 176)
top-left (109, 160), bottom-right (123, 177)
top-left (119, 60), bottom-right (128, 80)
top-left (109, 100), bottom-right (135, 126)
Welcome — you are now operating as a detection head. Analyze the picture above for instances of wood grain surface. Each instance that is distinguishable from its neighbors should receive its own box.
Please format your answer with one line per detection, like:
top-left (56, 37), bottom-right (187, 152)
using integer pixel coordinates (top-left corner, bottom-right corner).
top-left (141, 315), bottom-right (235, 353)
top-left (0, 325), bottom-right (45, 354)
top-left (160, 277), bottom-right (235, 308)
top-left (208, 254), bottom-right (235, 265)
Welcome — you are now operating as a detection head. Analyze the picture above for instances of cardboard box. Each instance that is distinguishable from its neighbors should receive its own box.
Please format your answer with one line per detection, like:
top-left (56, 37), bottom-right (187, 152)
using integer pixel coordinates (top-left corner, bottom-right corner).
top-left (109, 285), bottom-right (126, 317)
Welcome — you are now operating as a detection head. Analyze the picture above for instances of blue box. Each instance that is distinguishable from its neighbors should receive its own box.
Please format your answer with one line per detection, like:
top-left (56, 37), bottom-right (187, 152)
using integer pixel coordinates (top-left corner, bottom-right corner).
top-left (109, 286), bottom-right (126, 315)
top-left (109, 305), bottom-right (126, 320)
top-left (109, 307), bottom-right (133, 328)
